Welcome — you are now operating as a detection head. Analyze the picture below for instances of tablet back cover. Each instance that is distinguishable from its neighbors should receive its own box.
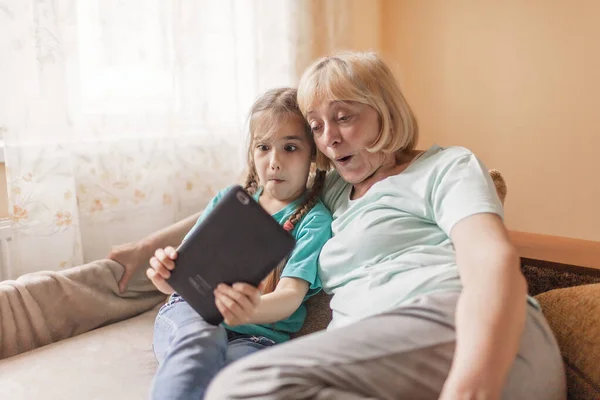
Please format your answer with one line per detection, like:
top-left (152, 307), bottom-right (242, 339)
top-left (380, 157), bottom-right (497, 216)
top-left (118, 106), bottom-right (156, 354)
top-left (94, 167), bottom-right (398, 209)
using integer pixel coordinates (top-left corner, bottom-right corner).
top-left (166, 186), bottom-right (296, 325)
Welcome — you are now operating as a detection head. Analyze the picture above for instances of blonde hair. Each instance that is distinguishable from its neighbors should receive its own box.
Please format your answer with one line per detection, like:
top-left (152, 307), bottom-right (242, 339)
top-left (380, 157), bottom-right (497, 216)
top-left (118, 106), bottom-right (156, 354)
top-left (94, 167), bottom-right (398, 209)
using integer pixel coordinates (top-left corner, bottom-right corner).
top-left (243, 87), bottom-right (327, 294)
top-left (297, 51), bottom-right (419, 160)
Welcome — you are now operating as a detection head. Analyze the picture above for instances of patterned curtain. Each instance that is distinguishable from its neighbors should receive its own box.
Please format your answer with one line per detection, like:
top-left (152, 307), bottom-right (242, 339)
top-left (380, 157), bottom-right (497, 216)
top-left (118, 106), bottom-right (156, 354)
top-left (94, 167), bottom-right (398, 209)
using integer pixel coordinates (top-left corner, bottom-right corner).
top-left (0, 0), bottom-right (323, 277)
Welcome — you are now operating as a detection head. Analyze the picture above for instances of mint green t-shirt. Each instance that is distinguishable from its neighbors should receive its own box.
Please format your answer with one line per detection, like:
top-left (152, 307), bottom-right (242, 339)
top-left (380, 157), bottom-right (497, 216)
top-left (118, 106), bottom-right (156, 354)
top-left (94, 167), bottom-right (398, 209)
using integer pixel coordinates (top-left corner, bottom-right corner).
top-left (183, 186), bottom-right (332, 343)
top-left (319, 144), bottom-right (535, 330)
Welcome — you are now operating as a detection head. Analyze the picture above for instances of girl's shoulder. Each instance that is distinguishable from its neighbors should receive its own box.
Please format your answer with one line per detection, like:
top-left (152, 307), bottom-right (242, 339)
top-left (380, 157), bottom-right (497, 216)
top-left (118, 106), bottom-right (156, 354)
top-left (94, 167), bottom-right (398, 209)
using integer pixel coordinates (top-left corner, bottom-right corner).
top-left (309, 198), bottom-right (333, 221)
top-left (210, 185), bottom-right (238, 203)
top-left (294, 197), bottom-right (333, 233)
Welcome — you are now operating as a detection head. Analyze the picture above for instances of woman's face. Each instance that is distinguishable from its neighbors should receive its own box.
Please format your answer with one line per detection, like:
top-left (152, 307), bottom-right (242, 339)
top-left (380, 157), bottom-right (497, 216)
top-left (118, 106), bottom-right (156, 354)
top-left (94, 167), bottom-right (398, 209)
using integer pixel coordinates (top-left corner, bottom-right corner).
top-left (306, 100), bottom-right (387, 185)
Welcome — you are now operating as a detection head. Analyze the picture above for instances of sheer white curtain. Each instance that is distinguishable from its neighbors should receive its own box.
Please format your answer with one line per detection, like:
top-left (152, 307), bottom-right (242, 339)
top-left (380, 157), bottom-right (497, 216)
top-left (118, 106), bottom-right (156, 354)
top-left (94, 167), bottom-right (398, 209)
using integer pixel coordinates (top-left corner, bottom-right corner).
top-left (0, 0), bottom-right (306, 277)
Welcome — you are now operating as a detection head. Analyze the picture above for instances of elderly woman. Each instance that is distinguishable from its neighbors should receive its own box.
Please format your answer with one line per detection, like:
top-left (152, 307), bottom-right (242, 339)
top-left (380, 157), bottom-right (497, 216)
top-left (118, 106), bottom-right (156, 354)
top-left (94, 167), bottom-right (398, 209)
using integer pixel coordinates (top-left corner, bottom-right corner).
top-left (201, 52), bottom-right (566, 400)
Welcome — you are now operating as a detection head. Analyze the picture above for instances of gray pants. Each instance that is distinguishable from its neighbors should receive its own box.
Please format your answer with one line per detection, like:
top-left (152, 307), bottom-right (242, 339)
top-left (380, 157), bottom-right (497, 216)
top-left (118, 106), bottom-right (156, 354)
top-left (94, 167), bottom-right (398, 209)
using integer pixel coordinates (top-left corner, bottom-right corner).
top-left (205, 291), bottom-right (566, 400)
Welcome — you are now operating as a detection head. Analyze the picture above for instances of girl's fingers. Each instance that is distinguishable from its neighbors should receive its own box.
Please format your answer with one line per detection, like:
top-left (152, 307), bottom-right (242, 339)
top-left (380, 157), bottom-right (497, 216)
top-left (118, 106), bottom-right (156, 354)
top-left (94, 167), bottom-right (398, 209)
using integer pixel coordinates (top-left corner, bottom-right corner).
top-left (154, 248), bottom-right (175, 270)
top-left (231, 283), bottom-right (262, 307)
top-left (164, 246), bottom-right (178, 260)
top-left (214, 291), bottom-right (246, 321)
top-left (146, 267), bottom-right (164, 284)
top-left (149, 256), bottom-right (171, 279)
top-left (146, 267), bottom-right (157, 281)
top-left (257, 281), bottom-right (266, 295)
top-left (215, 284), bottom-right (253, 314)
top-left (215, 297), bottom-right (236, 325)
top-left (146, 268), bottom-right (174, 295)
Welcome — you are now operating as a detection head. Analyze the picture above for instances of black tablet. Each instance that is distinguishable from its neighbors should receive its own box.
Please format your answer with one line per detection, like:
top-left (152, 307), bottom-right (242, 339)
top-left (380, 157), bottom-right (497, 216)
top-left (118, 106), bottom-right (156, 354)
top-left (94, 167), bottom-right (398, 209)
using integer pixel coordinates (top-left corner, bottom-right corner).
top-left (166, 185), bottom-right (296, 325)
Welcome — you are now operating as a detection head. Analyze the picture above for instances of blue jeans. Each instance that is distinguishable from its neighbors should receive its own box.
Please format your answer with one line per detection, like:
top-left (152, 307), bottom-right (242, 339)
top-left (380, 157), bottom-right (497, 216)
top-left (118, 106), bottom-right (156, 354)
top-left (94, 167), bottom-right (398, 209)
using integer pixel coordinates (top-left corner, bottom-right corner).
top-left (150, 294), bottom-right (277, 400)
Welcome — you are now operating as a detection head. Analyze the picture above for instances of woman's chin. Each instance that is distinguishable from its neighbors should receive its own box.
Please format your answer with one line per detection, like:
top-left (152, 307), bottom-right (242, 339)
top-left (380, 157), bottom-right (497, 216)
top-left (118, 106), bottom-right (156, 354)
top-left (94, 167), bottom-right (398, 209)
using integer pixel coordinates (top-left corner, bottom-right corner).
top-left (337, 170), bottom-right (367, 185)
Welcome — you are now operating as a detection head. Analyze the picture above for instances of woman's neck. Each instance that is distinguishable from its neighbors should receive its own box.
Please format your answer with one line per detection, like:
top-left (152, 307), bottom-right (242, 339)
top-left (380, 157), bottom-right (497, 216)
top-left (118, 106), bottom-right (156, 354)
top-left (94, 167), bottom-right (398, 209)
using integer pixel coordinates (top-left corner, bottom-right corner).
top-left (351, 150), bottom-right (422, 200)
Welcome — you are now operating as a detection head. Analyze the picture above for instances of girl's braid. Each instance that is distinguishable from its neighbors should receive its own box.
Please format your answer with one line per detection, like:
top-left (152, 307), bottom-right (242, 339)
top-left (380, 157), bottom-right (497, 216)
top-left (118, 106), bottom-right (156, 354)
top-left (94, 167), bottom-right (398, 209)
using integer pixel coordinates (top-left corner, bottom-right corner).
top-left (261, 169), bottom-right (327, 295)
top-left (243, 169), bottom-right (259, 196)
top-left (284, 169), bottom-right (327, 230)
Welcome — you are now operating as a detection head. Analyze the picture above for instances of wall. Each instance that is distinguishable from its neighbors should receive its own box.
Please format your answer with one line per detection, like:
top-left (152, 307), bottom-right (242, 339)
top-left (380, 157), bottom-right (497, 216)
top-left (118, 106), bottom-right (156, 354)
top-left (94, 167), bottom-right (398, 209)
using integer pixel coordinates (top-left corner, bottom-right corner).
top-left (299, 0), bottom-right (381, 69)
top-left (381, 0), bottom-right (600, 241)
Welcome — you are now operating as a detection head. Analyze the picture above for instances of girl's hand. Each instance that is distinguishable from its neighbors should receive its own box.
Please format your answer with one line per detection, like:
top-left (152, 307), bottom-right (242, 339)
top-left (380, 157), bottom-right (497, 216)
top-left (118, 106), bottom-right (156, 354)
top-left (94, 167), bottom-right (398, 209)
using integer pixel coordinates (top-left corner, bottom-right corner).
top-left (146, 246), bottom-right (178, 295)
top-left (214, 283), bottom-right (262, 326)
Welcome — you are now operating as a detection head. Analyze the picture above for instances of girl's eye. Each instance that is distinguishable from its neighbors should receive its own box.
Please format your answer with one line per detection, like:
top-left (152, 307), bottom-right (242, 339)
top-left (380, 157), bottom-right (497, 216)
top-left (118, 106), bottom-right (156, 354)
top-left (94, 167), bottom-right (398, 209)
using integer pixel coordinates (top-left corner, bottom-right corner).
top-left (257, 144), bottom-right (269, 151)
top-left (284, 145), bottom-right (297, 152)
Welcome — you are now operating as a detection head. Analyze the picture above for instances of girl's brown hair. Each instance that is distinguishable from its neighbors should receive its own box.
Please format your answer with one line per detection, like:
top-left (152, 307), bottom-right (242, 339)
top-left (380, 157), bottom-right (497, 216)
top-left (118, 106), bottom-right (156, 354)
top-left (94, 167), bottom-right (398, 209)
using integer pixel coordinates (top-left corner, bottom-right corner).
top-left (243, 87), bottom-right (327, 294)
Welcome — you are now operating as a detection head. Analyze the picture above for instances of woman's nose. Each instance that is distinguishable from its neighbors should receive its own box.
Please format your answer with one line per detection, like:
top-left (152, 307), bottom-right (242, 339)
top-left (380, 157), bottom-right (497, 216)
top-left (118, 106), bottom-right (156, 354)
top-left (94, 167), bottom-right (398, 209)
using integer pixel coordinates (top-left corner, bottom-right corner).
top-left (322, 123), bottom-right (341, 148)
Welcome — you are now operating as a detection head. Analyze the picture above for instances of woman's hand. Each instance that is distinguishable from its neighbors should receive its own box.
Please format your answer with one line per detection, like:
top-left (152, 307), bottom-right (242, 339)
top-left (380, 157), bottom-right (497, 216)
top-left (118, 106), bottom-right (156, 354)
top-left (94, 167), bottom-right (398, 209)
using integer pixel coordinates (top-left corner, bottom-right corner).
top-left (146, 246), bottom-right (178, 295)
top-left (439, 374), bottom-right (502, 400)
top-left (108, 240), bottom-right (152, 293)
top-left (213, 283), bottom-right (263, 326)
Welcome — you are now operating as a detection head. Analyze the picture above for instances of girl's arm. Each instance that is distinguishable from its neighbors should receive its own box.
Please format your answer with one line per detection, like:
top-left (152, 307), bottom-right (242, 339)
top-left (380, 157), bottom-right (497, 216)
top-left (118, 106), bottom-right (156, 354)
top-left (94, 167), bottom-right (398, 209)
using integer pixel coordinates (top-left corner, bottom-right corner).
top-left (214, 277), bottom-right (309, 326)
top-left (440, 213), bottom-right (527, 400)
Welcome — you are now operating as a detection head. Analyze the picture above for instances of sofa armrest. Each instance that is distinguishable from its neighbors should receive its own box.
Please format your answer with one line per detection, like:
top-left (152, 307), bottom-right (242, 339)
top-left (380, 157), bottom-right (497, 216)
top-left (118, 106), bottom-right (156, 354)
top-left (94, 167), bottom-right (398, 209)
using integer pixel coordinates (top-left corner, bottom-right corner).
top-left (0, 259), bottom-right (166, 360)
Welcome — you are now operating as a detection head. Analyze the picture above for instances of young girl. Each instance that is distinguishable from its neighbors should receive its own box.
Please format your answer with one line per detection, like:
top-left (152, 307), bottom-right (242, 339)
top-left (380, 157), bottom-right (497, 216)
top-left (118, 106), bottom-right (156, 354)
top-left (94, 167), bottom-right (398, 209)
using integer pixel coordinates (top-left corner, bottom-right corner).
top-left (146, 87), bottom-right (332, 400)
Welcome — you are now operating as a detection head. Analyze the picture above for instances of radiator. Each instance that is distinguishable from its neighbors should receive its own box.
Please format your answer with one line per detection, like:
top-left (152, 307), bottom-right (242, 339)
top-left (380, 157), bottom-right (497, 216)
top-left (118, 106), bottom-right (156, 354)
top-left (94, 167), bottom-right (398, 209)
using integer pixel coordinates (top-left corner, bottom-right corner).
top-left (0, 219), bottom-right (13, 281)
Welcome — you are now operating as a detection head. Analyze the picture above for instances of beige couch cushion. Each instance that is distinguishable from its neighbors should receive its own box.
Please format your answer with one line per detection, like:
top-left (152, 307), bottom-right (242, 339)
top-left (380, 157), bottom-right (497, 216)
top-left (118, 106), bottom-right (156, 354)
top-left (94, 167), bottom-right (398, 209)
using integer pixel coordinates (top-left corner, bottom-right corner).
top-left (0, 306), bottom-right (160, 400)
top-left (0, 258), bottom-right (165, 360)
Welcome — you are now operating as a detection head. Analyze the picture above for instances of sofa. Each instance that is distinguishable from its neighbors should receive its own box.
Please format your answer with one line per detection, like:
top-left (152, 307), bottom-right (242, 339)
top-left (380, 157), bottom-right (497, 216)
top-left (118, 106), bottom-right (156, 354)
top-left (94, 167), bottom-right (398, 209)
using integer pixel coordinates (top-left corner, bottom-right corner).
top-left (1, 181), bottom-right (599, 399)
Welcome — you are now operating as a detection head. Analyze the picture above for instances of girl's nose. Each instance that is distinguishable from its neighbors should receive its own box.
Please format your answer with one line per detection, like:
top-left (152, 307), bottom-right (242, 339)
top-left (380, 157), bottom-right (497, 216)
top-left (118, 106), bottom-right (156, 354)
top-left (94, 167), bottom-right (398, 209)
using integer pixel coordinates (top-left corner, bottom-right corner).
top-left (269, 152), bottom-right (281, 170)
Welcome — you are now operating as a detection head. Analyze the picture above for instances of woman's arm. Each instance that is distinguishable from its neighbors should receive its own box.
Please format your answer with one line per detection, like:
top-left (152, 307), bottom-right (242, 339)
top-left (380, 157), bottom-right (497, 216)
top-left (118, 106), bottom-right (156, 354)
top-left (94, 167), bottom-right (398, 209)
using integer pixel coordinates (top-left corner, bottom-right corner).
top-left (440, 213), bottom-right (527, 400)
top-left (214, 277), bottom-right (309, 326)
top-left (110, 211), bottom-right (202, 293)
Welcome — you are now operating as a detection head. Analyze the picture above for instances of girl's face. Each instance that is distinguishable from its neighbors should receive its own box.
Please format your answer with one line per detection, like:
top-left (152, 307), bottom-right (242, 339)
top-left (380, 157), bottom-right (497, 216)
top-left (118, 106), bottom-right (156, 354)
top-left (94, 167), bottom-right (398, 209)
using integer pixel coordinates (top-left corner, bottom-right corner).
top-left (306, 100), bottom-right (385, 185)
top-left (253, 114), bottom-right (313, 204)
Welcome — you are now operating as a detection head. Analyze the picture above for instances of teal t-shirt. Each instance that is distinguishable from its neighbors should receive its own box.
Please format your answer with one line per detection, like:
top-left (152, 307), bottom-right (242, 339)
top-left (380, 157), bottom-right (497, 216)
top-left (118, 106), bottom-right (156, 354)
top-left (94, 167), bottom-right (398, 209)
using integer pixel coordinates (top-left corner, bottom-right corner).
top-left (183, 186), bottom-right (332, 343)
top-left (319, 144), bottom-right (538, 330)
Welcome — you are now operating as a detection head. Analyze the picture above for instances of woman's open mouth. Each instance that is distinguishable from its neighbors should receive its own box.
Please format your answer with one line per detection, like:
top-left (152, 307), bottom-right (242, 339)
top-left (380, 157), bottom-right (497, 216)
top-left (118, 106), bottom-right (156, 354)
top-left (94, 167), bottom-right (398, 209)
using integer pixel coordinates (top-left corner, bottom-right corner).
top-left (336, 155), bottom-right (353, 164)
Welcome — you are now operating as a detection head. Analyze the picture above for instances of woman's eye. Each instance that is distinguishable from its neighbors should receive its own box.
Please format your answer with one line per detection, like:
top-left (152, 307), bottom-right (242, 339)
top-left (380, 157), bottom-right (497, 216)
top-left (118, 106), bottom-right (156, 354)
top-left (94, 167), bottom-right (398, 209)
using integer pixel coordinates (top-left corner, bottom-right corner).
top-left (311, 125), bottom-right (322, 133)
top-left (338, 114), bottom-right (351, 122)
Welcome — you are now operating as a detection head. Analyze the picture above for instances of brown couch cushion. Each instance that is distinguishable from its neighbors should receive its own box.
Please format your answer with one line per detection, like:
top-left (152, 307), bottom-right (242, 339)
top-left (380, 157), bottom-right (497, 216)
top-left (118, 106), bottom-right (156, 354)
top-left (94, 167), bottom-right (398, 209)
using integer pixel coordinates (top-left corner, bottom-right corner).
top-left (535, 283), bottom-right (600, 400)
top-left (292, 291), bottom-right (332, 338)
top-left (521, 259), bottom-right (600, 296)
